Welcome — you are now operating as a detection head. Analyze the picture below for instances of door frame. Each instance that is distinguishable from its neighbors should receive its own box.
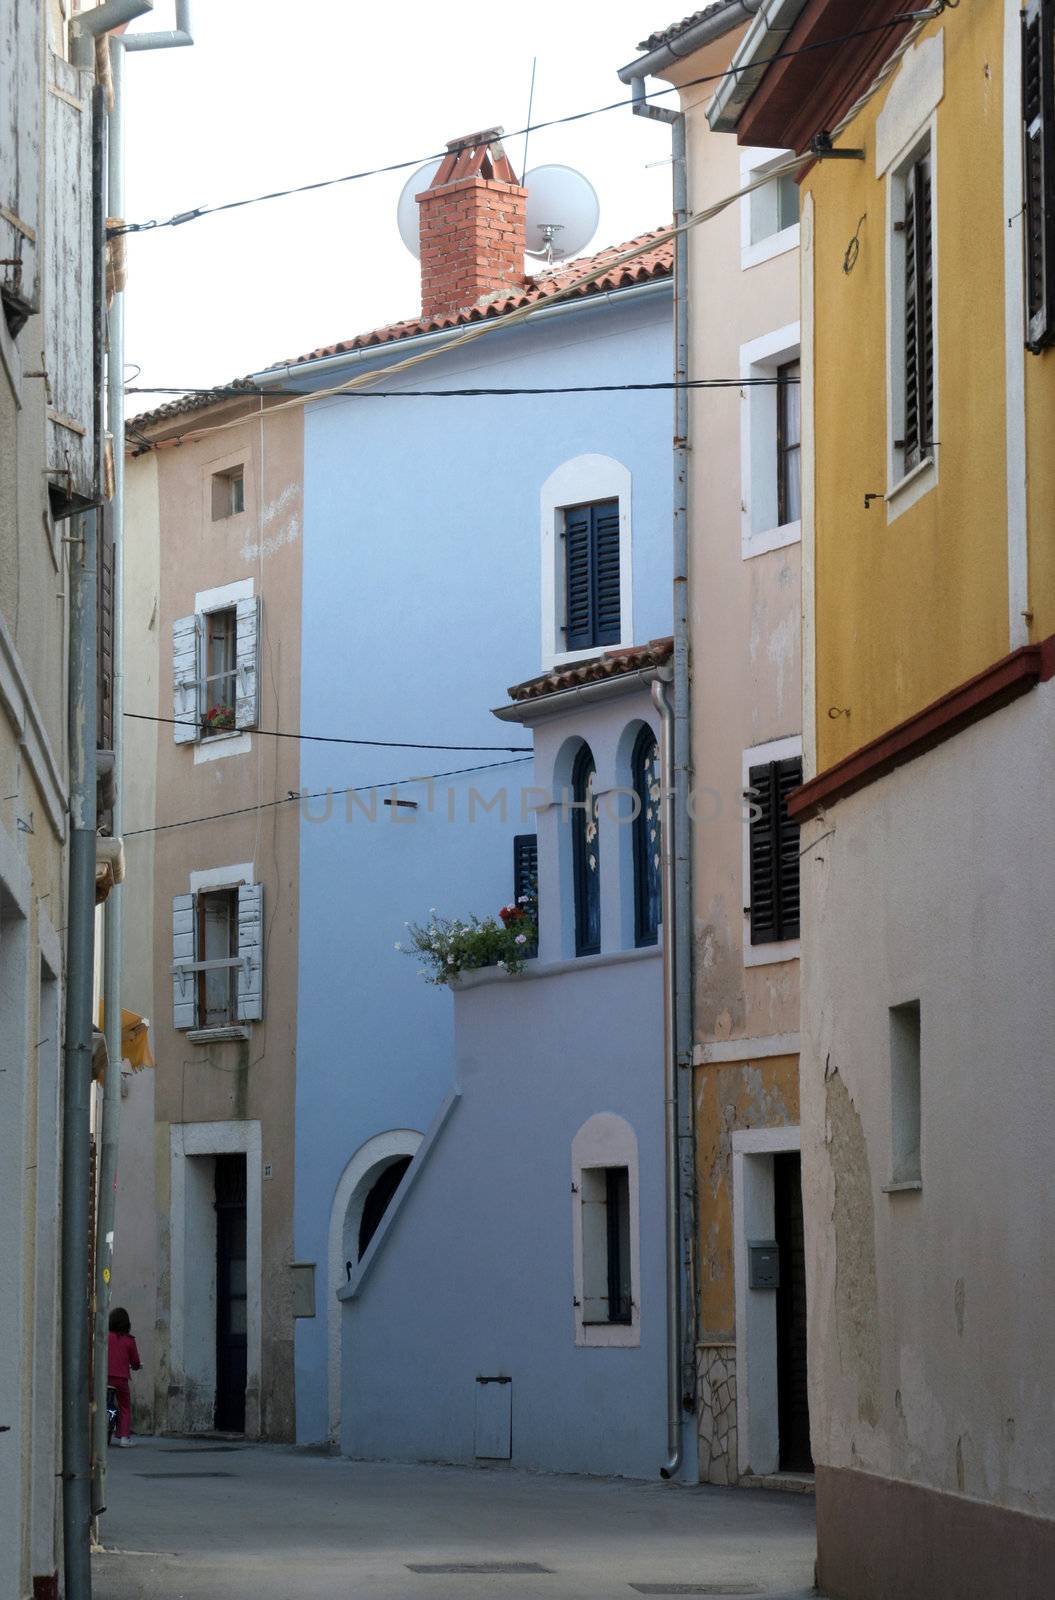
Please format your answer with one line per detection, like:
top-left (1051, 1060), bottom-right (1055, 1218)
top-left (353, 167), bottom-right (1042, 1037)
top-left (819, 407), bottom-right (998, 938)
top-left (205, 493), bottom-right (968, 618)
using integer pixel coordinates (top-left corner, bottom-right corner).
top-left (731, 1124), bottom-right (801, 1477)
top-left (170, 1120), bottom-right (262, 1437)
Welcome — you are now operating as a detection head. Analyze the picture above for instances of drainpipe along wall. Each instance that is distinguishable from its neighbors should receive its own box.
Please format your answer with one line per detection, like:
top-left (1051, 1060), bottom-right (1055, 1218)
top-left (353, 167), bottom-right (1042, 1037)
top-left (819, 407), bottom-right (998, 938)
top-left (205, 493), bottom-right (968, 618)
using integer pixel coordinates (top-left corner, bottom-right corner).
top-left (630, 81), bottom-right (698, 1481)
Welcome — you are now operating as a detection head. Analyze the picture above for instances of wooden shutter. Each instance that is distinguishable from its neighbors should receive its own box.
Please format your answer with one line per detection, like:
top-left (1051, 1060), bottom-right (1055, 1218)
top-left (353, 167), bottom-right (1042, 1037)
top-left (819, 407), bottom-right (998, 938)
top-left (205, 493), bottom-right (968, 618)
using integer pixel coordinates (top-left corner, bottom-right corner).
top-left (564, 507), bottom-right (593, 650)
top-left (748, 758), bottom-right (801, 945)
top-left (512, 833), bottom-right (538, 905)
top-left (236, 882), bottom-right (264, 1022)
top-left (44, 52), bottom-right (93, 514)
top-left (1, 0), bottom-right (41, 331)
top-left (172, 893), bottom-right (196, 1030)
top-left (563, 500), bottom-right (621, 651)
top-left (902, 156), bottom-right (934, 472)
top-left (234, 595), bottom-right (260, 730)
top-left (1024, 0), bottom-right (1055, 351)
top-left (593, 502), bottom-right (622, 647)
top-left (172, 612), bottom-right (202, 743)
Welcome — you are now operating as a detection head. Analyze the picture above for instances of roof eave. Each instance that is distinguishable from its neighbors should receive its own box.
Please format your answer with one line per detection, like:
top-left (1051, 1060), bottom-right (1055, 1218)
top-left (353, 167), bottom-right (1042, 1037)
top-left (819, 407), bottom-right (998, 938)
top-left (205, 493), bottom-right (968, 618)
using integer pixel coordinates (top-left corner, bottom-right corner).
top-left (706, 0), bottom-right (811, 132)
top-left (618, 1), bottom-right (746, 84)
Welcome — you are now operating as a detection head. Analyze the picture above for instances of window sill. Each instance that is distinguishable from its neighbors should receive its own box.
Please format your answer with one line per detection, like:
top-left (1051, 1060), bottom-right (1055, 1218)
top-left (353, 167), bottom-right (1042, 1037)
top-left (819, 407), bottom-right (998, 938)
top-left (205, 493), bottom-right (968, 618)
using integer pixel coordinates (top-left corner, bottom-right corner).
top-left (545, 639), bottom-right (632, 673)
top-left (882, 1178), bottom-right (922, 1194)
top-left (575, 1318), bottom-right (640, 1349)
top-left (742, 223), bottom-right (800, 271)
top-left (886, 454), bottom-right (936, 523)
top-left (742, 928), bottom-right (800, 969)
top-left (194, 730), bottom-right (252, 765)
top-left (742, 518), bottom-right (801, 561)
top-left (187, 1025), bottom-right (250, 1044)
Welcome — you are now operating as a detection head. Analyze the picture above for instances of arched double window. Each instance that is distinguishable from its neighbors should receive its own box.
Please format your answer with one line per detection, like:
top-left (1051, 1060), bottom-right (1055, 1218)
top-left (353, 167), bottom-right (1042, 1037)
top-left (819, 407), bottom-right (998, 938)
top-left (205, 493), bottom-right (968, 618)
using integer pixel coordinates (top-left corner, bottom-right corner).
top-left (632, 728), bottom-right (662, 947)
top-left (571, 744), bottom-right (601, 956)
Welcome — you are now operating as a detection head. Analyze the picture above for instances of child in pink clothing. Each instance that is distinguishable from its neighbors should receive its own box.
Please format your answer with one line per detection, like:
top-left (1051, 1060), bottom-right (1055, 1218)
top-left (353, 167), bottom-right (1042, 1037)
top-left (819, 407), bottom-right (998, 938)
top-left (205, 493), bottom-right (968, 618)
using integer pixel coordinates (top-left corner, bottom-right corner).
top-left (107, 1306), bottom-right (141, 1446)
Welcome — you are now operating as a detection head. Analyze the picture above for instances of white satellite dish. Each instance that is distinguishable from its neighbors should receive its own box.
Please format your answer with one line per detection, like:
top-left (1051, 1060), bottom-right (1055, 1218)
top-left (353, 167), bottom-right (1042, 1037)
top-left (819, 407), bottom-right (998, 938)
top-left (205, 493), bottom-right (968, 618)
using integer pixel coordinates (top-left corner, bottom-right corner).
top-left (397, 158), bottom-right (443, 259)
top-left (524, 165), bottom-right (599, 263)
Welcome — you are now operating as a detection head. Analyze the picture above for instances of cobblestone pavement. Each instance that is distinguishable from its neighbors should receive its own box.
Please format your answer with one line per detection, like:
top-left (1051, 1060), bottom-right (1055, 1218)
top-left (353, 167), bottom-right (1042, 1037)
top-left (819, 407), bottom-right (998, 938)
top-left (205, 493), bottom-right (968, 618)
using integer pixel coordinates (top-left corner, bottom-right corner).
top-left (93, 1437), bottom-right (818, 1600)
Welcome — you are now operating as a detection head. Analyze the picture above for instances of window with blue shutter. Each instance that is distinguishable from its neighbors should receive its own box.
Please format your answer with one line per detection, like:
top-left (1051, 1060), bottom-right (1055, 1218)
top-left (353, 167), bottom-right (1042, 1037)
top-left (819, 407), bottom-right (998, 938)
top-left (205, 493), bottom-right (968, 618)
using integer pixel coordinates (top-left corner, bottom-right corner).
top-left (512, 833), bottom-right (538, 957)
top-left (1024, 0), bottom-right (1055, 351)
top-left (571, 744), bottom-right (601, 956)
top-left (563, 500), bottom-right (622, 652)
top-left (748, 758), bottom-right (801, 945)
top-left (632, 728), bottom-right (662, 947)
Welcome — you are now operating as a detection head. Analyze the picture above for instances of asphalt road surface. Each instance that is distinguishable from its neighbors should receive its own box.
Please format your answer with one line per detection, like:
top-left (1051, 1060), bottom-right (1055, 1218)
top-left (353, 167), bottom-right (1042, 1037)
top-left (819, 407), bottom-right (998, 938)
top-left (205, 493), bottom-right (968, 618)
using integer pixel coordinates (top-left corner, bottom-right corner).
top-left (93, 1438), bottom-right (818, 1600)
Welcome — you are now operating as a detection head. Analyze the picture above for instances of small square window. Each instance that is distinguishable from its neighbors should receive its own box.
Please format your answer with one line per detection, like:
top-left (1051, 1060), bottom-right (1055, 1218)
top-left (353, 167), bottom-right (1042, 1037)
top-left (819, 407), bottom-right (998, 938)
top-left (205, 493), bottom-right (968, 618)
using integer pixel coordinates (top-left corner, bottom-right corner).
top-left (889, 1000), bottom-right (922, 1186)
top-left (212, 467), bottom-right (245, 520)
top-left (750, 170), bottom-right (799, 246)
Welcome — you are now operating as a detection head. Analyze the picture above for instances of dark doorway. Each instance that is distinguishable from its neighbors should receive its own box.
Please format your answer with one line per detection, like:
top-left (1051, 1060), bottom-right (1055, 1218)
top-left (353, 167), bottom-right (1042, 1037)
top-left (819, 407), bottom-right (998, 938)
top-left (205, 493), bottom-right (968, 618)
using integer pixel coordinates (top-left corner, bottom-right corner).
top-left (214, 1154), bottom-right (247, 1433)
top-left (358, 1157), bottom-right (412, 1260)
top-left (773, 1151), bottom-right (812, 1472)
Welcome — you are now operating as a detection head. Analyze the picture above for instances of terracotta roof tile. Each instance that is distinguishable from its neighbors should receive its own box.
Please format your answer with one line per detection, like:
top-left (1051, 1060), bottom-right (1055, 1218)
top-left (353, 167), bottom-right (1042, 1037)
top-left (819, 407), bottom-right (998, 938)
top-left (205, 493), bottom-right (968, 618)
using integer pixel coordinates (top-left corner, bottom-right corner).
top-left (637, 3), bottom-right (734, 52)
top-left (506, 638), bottom-right (674, 703)
top-left (127, 229), bottom-right (672, 434)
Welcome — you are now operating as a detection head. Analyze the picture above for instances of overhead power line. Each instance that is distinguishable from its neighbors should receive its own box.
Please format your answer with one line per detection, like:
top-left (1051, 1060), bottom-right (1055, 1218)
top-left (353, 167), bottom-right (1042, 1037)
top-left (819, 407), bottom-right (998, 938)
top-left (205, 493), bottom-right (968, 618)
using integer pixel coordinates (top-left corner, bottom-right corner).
top-left (109, 10), bottom-right (942, 240)
top-left (125, 710), bottom-right (532, 753)
top-left (123, 756), bottom-right (535, 839)
top-left (125, 377), bottom-right (796, 403)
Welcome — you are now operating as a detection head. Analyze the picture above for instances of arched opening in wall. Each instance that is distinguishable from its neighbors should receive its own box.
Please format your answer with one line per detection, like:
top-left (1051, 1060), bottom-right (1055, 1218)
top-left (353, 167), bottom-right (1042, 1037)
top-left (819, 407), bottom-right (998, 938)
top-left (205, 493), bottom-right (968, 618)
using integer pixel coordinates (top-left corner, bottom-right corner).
top-left (356, 1156), bottom-right (412, 1261)
top-left (631, 726), bottom-right (662, 947)
top-left (571, 743), bottom-right (600, 956)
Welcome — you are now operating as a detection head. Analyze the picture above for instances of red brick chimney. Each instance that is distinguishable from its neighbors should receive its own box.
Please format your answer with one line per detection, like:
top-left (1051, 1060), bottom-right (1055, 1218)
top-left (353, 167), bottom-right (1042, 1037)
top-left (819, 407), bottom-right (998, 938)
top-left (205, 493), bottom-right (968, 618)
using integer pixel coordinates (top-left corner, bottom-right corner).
top-left (417, 129), bottom-right (527, 321)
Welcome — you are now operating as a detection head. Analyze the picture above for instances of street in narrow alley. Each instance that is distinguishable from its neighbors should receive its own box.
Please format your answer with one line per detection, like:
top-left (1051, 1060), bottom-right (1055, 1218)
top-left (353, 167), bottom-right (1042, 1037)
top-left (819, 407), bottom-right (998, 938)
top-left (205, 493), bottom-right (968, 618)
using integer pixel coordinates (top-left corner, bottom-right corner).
top-left (92, 1443), bottom-right (817, 1600)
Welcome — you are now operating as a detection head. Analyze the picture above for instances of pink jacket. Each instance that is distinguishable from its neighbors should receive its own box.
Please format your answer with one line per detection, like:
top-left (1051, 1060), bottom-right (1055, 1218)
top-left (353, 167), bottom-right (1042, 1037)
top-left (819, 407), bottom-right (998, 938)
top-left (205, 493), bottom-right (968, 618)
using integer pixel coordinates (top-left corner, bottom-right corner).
top-left (107, 1331), bottom-right (141, 1383)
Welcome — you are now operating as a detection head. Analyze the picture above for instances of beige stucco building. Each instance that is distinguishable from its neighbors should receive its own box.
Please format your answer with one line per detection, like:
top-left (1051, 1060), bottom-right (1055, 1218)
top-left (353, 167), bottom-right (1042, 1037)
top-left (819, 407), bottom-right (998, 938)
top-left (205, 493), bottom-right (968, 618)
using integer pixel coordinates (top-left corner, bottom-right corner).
top-left (116, 396), bottom-right (304, 1440)
top-left (623, 5), bottom-right (806, 1486)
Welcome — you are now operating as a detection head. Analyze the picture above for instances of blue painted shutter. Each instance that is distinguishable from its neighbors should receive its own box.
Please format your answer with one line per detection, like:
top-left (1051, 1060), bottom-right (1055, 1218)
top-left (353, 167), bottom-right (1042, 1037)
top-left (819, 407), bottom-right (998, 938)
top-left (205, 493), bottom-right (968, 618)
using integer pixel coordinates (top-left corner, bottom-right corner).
top-left (512, 834), bottom-right (538, 906)
top-left (563, 500), bottom-right (621, 651)
top-left (1024, 0), bottom-right (1055, 351)
top-left (593, 501), bottom-right (622, 647)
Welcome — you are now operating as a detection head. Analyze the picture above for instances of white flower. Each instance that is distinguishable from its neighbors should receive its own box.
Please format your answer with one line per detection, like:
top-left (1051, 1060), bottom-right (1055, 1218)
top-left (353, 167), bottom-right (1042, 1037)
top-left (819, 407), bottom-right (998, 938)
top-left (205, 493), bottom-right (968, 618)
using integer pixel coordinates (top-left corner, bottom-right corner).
top-left (588, 854), bottom-right (597, 871)
top-left (515, 933), bottom-right (527, 945)
top-left (430, 907), bottom-right (438, 916)
top-left (497, 959), bottom-right (507, 970)
top-left (517, 895), bottom-right (528, 904)
top-left (394, 941), bottom-right (402, 951)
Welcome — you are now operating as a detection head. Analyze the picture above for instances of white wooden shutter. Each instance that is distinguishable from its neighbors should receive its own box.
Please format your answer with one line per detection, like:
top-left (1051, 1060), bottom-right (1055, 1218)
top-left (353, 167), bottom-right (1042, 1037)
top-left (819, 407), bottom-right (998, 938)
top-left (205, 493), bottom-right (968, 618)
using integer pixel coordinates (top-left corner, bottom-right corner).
top-left (234, 596), bottom-right (260, 730)
top-left (236, 881), bottom-right (263, 1022)
top-left (172, 893), bottom-right (196, 1030)
top-left (1, 0), bottom-right (42, 322)
top-left (172, 612), bottom-right (202, 744)
top-left (44, 51), bottom-right (93, 511)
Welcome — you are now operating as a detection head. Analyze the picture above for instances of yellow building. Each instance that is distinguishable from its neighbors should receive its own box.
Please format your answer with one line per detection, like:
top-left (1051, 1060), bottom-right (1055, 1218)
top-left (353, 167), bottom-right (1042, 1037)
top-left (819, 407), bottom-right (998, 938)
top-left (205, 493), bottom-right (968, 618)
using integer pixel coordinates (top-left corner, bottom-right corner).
top-left (710, 0), bottom-right (1055, 1593)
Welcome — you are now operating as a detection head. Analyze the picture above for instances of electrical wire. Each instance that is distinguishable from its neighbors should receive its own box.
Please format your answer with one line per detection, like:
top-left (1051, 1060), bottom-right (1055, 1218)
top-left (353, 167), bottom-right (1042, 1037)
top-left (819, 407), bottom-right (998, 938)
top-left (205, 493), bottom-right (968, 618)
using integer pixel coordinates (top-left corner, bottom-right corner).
top-left (125, 710), bottom-right (531, 752)
top-left (109, 10), bottom-right (939, 239)
top-left (125, 377), bottom-right (796, 402)
top-left (123, 755), bottom-right (535, 839)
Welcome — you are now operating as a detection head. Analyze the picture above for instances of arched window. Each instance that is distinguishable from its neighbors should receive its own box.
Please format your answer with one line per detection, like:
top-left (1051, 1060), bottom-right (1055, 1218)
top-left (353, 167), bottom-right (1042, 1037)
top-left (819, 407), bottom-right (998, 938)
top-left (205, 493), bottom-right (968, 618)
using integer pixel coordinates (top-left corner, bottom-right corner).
top-left (571, 744), bottom-right (601, 956)
top-left (357, 1156), bottom-right (412, 1260)
top-left (632, 727), bottom-right (662, 947)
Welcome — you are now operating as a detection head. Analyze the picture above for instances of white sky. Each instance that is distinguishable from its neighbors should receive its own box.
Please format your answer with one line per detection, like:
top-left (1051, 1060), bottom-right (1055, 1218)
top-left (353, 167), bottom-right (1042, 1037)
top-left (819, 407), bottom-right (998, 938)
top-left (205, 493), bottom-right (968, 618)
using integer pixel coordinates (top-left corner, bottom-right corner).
top-left (120, 1), bottom-right (675, 400)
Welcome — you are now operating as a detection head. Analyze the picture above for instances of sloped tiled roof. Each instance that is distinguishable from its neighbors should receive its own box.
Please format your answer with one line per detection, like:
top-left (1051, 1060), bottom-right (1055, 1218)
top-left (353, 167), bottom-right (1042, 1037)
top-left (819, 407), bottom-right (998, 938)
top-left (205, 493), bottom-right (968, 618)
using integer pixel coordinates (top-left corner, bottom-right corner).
top-left (506, 638), bottom-right (674, 704)
top-left (637, 3), bottom-right (734, 52)
top-left (127, 229), bottom-right (673, 435)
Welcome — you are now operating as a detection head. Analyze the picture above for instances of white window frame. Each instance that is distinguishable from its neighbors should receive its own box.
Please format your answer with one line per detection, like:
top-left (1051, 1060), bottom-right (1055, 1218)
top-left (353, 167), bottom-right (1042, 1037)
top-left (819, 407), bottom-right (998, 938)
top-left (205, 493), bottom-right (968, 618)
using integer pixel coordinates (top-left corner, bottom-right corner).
top-left (740, 147), bottom-right (800, 270)
top-left (540, 454), bottom-right (633, 671)
top-left (884, 115), bottom-right (940, 523)
top-left (739, 322), bottom-right (802, 559)
top-left (193, 577), bottom-right (253, 763)
top-left (742, 733), bottom-right (802, 969)
top-left (178, 862), bottom-right (257, 1040)
top-left (571, 1113), bottom-right (640, 1349)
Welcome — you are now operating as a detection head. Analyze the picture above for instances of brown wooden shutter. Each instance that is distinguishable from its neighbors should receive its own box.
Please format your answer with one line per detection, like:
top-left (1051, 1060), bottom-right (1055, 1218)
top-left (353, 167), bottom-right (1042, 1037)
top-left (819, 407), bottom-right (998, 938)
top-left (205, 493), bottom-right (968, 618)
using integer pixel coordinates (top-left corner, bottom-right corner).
top-left (1024, 0), bottom-right (1055, 351)
top-left (902, 156), bottom-right (934, 473)
top-left (749, 758), bottom-right (801, 945)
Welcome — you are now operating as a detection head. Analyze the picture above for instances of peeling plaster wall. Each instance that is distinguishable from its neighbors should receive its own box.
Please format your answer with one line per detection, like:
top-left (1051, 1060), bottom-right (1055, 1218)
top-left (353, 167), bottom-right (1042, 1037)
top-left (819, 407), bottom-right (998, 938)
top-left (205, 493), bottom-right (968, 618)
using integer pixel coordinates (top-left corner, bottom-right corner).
top-left (801, 682), bottom-right (1055, 1519)
top-left (695, 1056), bottom-right (799, 1342)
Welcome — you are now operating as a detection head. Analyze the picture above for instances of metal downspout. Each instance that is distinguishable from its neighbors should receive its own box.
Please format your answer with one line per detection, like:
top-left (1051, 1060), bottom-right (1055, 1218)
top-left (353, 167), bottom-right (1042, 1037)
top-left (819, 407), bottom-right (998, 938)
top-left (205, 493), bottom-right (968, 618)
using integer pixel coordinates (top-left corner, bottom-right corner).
top-left (633, 79), bottom-right (696, 1479)
top-left (93, 33), bottom-right (125, 1522)
top-left (651, 673), bottom-right (680, 1477)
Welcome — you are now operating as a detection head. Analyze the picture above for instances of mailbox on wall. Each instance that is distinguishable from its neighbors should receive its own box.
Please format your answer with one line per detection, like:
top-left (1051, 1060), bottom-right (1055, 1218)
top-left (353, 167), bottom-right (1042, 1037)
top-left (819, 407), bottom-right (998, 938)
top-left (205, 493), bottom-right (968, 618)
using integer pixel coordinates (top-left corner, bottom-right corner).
top-left (748, 1240), bottom-right (780, 1290)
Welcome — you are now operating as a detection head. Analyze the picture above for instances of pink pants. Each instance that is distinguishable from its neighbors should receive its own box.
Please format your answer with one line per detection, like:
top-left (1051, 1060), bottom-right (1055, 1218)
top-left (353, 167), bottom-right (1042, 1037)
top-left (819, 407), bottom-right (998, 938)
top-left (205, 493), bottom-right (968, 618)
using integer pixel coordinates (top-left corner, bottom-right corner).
top-left (110, 1377), bottom-right (131, 1438)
